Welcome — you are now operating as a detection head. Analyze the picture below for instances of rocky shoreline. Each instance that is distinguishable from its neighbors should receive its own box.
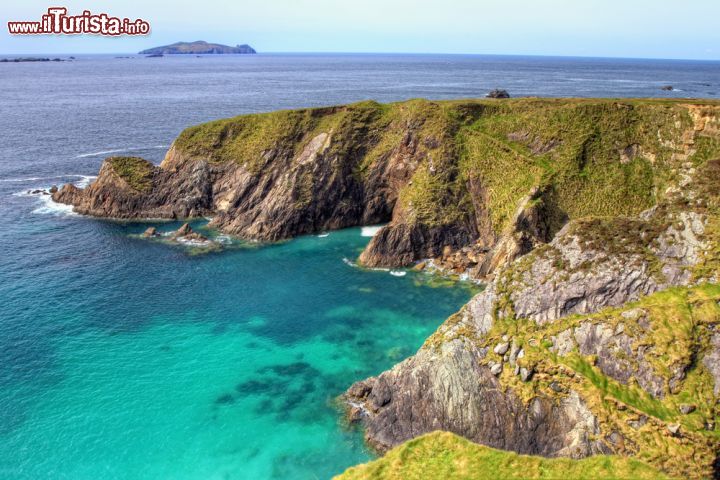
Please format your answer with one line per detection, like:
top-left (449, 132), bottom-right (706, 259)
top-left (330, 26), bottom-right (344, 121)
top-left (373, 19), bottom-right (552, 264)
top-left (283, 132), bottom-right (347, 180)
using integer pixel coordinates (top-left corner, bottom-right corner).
top-left (52, 98), bottom-right (720, 477)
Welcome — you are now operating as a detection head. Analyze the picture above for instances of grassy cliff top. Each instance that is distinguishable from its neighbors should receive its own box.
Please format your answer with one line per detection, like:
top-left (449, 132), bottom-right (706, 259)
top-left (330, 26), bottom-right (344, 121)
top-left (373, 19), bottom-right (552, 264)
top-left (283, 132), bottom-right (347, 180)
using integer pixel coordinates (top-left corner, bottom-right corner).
top-left (335, 431), bottom-right (668, 480)
top-left (169, 98), bottom-right (720, 233)
top-left (107, 156), bottom-right (154, 192)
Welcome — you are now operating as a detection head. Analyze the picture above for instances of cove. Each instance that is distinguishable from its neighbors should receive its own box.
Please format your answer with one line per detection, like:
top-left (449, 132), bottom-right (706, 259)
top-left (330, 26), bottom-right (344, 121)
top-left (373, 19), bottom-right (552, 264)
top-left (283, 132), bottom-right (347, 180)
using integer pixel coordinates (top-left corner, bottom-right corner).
top-left (0, 220), bottom-right (475, 479)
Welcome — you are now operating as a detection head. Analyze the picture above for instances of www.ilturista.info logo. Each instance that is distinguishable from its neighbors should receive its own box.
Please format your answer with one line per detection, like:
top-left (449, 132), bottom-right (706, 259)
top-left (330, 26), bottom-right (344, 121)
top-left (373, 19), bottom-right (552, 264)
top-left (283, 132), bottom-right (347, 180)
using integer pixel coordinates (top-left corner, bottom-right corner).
top-left (8, 7), bottom-right (150, 35)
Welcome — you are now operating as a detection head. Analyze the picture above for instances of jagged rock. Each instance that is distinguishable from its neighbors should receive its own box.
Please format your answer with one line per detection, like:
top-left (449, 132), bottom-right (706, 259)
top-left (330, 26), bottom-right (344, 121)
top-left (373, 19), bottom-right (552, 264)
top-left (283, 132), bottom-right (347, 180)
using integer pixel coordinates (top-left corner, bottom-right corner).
top-left (174, 223), bottom-right (192, 237)
top-left (490, 363), bottom-right (503, 376)
top-left (679, 404), bottom-right (696, 415)
top-left (519, 367), bottom-right (534, 382)
top-left (142, 227), bottom-right (158, 237)
top-left (667, 423), bottom-right (681, 436)
top-left (344, 340), bottom-right (607, 457)
top-left (661, 85), bottom-right (674, 91)
top-left (49, 185), bottom-right (58, 194)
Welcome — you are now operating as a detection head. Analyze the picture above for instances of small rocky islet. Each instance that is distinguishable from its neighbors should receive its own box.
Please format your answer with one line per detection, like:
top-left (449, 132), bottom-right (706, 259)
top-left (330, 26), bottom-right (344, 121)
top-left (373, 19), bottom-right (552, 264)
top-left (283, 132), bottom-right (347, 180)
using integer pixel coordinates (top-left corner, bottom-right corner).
top-left (138, 41), bottom-right (256, 55)
top-left (52, 97), bottom-right (720, 478)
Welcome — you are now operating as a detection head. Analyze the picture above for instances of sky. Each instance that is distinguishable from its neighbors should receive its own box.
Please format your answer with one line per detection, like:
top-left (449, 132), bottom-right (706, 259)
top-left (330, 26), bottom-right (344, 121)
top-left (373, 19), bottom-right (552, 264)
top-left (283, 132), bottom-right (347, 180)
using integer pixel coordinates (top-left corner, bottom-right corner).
top-left (2, 0), bottom-right (720, 59)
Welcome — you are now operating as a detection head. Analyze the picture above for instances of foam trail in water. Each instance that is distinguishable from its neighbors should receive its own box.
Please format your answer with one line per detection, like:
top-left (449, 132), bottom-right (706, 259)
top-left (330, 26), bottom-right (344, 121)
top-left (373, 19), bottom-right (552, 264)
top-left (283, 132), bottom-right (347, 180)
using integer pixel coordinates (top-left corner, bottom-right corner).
top-left (317, 232), bottom-right (330, 238)
top-left (75, 148), bottom-right (127, 158)
top-left (1, 174), bottom-right (88, 183)
top-left (361, 226), bottom-right (383, 237)
top-left (342, 258), bottom-right (358, 268)
top-left (389, 270), bottom-right (407, 277)
top-left (75, 145), bottom-right (168, 158)
top-left (0, 177), bottom-right (45, 183)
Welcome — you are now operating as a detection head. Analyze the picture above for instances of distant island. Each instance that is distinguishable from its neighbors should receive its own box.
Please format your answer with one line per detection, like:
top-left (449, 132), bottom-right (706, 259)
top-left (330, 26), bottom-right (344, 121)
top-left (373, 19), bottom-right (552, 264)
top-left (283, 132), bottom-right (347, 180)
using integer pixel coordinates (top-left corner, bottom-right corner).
top-left (139, 41), bottom-right (256, 55)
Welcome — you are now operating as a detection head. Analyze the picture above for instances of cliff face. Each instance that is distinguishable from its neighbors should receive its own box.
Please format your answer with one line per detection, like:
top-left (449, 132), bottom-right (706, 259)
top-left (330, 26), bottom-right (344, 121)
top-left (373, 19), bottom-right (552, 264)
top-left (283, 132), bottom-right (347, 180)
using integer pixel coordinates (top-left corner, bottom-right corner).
top-left (54, 99), bottom-right (720, 280)
top-left (345, 157), bottom-right (720, 478)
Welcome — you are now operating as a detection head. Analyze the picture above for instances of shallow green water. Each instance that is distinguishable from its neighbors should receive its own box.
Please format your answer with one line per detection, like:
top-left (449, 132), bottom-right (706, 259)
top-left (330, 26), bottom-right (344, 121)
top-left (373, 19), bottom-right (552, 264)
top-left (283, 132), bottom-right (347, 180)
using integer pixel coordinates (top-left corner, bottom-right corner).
top-left (0, 219), bottom-right (474, 479)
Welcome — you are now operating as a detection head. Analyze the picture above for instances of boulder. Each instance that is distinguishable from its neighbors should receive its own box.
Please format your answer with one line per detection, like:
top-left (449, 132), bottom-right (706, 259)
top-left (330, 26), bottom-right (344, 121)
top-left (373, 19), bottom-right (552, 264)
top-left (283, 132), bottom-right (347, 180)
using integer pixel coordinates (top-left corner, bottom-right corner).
top-left (486, 89), bottom-right (510, 99)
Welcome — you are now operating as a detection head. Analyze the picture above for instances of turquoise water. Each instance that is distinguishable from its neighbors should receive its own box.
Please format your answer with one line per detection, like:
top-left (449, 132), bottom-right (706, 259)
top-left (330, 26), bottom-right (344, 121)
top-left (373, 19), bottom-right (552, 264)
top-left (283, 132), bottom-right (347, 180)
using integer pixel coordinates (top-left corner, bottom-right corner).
top-left (0, 216), bottom-right (474, 479)
top-left (7, 52), bottom-right (713, 479)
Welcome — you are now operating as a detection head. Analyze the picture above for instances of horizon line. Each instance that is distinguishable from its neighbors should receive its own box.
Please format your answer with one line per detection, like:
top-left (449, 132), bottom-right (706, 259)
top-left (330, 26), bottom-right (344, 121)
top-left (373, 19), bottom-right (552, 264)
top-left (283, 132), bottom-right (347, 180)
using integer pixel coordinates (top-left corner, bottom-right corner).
top-left (2, 50), bottom-right (720, 63)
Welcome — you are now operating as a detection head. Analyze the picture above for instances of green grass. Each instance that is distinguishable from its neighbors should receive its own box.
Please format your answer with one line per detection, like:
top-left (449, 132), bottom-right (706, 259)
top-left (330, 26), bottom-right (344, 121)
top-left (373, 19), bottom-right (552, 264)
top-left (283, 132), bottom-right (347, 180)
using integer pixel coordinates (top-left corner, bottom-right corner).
top-left (335, 431), bottom-right (669, 480)
top-left (167, 97), bottom-right (720, 241)
top-left (107, 156), bottom-right (154, 192)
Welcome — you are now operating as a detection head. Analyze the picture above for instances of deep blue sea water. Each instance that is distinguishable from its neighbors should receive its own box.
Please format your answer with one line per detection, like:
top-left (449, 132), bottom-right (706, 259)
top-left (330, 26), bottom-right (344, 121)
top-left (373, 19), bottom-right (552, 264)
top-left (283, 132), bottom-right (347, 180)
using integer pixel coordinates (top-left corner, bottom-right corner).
top-left (1, 53), bottom-right (719, 479)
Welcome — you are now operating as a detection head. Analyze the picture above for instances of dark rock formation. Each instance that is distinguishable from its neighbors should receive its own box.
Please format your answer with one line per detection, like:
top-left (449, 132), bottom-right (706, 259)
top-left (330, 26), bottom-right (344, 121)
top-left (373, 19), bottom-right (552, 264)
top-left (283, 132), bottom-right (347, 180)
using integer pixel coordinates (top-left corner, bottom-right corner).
top-left (139, 41), bottom-right (256, 55)
top-left (661, 85), bottom-right (674, 91)
top-left (486, 89), bottom-right (510, 98)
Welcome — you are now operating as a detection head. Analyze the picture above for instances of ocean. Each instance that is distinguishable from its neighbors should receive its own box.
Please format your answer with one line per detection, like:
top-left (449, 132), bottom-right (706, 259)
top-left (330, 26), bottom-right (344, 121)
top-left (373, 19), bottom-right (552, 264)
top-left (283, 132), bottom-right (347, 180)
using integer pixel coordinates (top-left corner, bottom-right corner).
top-left (1, 53), bottom-right (719, 479)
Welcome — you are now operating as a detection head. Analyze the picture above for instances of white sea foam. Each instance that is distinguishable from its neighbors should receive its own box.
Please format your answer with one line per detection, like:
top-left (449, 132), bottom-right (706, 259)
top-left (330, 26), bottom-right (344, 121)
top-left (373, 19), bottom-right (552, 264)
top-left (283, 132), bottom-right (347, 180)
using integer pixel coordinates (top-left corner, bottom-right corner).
top-left (317, 232), bottom-right (330, 238)
top-left (75, 175), bottom-right (97, 188)
top-left (31, 193), bottom-right (77, 217)
top-left (342, 257), bottom-right (358, 267)
top-left (360, 226), bottom-right (383, 237)
top-left (389, 270), bottom-right (407, 277)
top-left (176, 237), bottom-right (213, 247)
top-left (215, 235), bottom-right (233, 245)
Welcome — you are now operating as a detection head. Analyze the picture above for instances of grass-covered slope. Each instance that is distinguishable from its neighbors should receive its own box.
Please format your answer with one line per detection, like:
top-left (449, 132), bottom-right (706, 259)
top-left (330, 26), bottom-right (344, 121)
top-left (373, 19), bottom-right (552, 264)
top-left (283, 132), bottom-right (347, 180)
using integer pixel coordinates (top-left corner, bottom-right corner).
top-left (335, 431), bottom-right (668, 480)
top-left (106, 156), bottom-right (155, 192)
top-left (172, 98), bottom-right (717, 231)
top-left (166, 98), bottom-right (720, 269)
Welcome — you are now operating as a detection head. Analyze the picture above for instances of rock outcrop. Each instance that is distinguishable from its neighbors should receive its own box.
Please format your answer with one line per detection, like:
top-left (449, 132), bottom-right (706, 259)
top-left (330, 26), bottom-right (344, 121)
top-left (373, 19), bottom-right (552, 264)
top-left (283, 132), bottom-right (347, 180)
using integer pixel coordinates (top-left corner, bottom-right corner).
top-left (53, 99), bottom-right (720, 282)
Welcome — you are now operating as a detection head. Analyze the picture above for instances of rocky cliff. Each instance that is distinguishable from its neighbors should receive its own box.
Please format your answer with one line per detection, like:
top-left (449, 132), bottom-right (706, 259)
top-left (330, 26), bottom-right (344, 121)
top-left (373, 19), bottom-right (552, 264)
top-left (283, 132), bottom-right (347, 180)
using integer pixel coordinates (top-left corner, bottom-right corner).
top-left (54, 98), bottom-right (720, 281)
top-left (54, 98), bottom-right (720, 477)
top-left (344, 156), bottom-right (720, 477)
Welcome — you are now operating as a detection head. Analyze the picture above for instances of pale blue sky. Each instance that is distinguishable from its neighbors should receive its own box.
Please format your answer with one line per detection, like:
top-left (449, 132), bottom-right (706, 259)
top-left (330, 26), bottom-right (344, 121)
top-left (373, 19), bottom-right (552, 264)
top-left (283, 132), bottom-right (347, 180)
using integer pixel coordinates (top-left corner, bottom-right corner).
top-left (2, 0), bottom-right (719, 59)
